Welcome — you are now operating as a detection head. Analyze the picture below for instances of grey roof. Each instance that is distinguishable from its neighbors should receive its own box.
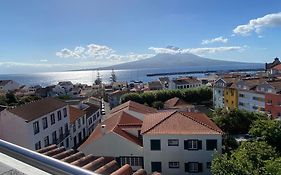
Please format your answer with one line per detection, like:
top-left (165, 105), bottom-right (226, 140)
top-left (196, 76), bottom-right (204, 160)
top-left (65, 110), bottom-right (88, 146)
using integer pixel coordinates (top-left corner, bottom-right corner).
top-left (7, 97), bottom-right (67, 122)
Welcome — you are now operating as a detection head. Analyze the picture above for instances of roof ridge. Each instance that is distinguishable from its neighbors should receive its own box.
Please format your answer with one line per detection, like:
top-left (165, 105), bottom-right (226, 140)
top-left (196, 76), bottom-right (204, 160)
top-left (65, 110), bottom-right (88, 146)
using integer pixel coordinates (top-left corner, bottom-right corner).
top-left (141, 110), bottom-right (177, 134)
top-left (179, 112), bottom-right (222, 134)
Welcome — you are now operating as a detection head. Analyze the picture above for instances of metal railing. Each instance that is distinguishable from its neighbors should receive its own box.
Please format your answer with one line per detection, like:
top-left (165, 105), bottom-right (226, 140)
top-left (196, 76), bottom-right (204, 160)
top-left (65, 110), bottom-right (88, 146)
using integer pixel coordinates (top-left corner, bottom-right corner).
top-left (0, 139), bottom-right (99, 175)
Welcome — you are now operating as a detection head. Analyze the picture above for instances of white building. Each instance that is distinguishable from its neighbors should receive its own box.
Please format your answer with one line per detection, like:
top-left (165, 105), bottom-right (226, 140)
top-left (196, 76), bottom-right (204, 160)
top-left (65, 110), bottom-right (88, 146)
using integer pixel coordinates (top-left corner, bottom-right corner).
top-left (236, 79), bottom-right (266, 112)
top-left (79, 101), bottom-right (222, 175)
top-left (169, 77), bottom-right (201, 90)
top-left (83, 102), bottom-right (101, 135)
top-left (58, 81), bottom-right (74, 92)
top-left (0, 98), bottom-right (71, 150)
top-left (141, 111), bottom-right (223, 175)
top-left (69, 106), bottom-right (87, 148)
top-left (0, 80), bottom-right (21, 93)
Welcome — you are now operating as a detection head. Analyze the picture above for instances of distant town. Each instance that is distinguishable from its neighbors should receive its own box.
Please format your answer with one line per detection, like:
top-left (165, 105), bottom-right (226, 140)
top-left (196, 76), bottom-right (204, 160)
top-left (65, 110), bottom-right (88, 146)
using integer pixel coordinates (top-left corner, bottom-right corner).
top-left (1, 57), bottom-right (281, 175)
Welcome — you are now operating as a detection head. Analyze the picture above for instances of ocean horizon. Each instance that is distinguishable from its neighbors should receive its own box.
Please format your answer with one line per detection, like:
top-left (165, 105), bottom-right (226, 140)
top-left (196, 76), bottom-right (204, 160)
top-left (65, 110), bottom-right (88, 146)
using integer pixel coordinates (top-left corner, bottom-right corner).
top-left (0, 63), bottom-right (264, 87)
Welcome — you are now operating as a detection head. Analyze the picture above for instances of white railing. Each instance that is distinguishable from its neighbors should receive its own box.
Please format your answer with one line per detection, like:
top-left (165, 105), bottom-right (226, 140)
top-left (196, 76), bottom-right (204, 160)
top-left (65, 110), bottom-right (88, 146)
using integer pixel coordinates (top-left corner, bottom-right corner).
top-left (0, 139), bottom-right (99, 175)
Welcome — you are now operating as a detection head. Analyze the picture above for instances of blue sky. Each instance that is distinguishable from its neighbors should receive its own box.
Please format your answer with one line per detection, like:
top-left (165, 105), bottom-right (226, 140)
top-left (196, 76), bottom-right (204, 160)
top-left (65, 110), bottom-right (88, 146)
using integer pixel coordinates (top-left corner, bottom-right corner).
top-left (0, 0), bottom-right (281, 73)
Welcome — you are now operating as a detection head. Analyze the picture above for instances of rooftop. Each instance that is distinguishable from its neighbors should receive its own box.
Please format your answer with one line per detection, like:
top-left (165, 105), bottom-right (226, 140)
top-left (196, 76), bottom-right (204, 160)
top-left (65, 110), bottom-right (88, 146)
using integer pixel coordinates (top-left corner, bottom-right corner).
top-left (164, 97), bottom-right (192, 109)
top-left (111, 100), bottom-right (157, 115)
top-left (7, 97), bottom-right (67, 122)
top-left (141, 111), bottom-right (223, 135)
top-left (69, 106), bottom-right (87, 124)
top-left (80, 110), bottom-right (143, 149)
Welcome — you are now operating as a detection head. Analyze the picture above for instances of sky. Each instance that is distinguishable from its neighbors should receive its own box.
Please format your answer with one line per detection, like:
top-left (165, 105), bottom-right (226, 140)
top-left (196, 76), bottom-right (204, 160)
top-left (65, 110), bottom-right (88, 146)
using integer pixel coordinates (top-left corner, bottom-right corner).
top-left (0, 0), bottom-right (281, 73)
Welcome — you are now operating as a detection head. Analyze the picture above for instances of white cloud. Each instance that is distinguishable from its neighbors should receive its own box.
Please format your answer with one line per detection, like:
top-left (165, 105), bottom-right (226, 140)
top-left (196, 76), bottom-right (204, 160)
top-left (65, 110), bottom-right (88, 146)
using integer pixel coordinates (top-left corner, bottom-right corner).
top-left (149, 46), bottom-right (244, 56)
top-left (40, 59), bottom-right (48, 62)
top-left (56, 43), bottom-right (153, 64)
top-left (233, 12), bottom-right (281, 36)
top-left (201, 36), bottom-right (228, 45)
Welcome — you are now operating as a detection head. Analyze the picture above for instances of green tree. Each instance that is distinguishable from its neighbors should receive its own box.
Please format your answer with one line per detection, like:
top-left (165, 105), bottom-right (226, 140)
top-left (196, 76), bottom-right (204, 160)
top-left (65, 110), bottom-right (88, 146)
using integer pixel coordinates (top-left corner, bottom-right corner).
top-left (265, 157), bottom-right (281, 175)
top-left (212, 141), bottom-right (278, 175)
top-left (5, 92), bottom-right (18, 106)
top-left (0, 95), bottom-right (7, 106)
top-left (249, 119), bottom-right (281, 152)
top-left (211, 108), bottom-right (267, 134)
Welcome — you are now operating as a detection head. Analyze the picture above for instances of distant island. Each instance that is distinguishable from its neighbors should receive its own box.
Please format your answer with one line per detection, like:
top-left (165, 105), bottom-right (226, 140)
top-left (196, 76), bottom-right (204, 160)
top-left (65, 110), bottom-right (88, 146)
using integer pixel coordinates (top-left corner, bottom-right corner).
top-left (71, 53), bottom-right (264, 71)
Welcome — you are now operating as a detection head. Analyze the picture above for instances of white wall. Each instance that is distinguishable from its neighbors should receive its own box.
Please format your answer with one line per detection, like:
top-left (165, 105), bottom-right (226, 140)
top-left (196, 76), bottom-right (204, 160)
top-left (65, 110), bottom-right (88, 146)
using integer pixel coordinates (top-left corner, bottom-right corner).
top-left (238, 90), bottom-right (265, 112)
top-left (70, 114), bottom-right (87, 148)
top-left (79, 132), bottom-right (143, 157)
top-left (0, 110), bottom-right (31, 148)
top-left (213, 87), bottom-right (224, 108)
top-left (0, 81), bottom-right (20, 92)
top-left (143, 134), bottom-right (222, 175)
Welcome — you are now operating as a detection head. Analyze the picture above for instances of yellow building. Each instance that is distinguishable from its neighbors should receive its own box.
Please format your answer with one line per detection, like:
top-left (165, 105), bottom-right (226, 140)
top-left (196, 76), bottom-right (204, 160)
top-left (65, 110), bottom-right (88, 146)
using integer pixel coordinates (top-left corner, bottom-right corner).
top-left (224, 87), bottom-right (238, 109)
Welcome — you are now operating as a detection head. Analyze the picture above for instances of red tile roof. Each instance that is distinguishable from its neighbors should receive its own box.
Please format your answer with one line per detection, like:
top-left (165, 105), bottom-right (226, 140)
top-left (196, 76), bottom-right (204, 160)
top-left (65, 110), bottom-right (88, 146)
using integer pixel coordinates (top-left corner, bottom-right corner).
top-left (79, 111), bottom-right (143, 149)
top-left (37, 145), bottom-right (149, 175)
top-left (141, 111), bottom-right (223, 135)
top-left (69, 106), bottom-right (86, 124)
top-left (164, 97), bottom-right (192, 109)
top-left (272, 64), bottom-right (281, 71)
top-left (111, 100), bottom-right (157, 115)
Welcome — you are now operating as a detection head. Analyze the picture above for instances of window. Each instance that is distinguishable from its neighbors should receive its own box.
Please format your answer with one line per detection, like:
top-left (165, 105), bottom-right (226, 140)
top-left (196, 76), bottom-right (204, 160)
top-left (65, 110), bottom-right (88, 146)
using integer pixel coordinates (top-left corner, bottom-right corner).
top-left (206, 140), bottom-right (217, 150)
top-left (42, 117), bottom-right (48, 129)
top-left (169, 162), bottom-right (179, 169)
top-left (168, 139), bottom-right (179, 146)
top-left (33, 121), bottom-right (40, 135)
top-left (89, 118), bottom-right (93, 125)
top-left (73, 123), bottom-right (76, 132)
top-left (59, 127), bottom-right (63, 138)
top-left (119, 157), bottom-right (143, 167)
top-left (151, 162), bottom-right (162, 173)
top-left (57, 111), bottom-right (62, 121)
top-left (52, 131), bottom-right (57, 143)
top-left (51, 113), bottom-right (55, 125)
top-left (82, 116), bottom-right (85, 125)
top-left (267, 100), bottom-right (272, 104)
top-left (184, 140), bottom-right (202, 150)
top-left (64, 123), bottom-right (68, 134)
top-left (150, 140), bottom-right (161, 150)
top-left (239, 102), bottom-right (244, 106)
top-left (207, 162), bottom-right (211, 169)
top-left (185, 162), bottom-right (202, 173)
top-left (44, 136), bottom-right (49, 147)
top-left (35, 141), bottom-right (41, 150)
top-left (239, 93), bottom-right (244, 98)
top-left (78, 118), bottom-right (81, 128)
top-left (63, 108), bottom-right (67, 117)
top-left (66, 138), bottom-right (69, 148)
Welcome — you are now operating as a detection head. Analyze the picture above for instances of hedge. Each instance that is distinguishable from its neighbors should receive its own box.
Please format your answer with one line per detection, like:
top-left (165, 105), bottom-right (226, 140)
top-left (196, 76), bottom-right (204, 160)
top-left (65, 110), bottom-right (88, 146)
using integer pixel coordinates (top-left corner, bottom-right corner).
top-left (120, 87), bottom-right (212, 106)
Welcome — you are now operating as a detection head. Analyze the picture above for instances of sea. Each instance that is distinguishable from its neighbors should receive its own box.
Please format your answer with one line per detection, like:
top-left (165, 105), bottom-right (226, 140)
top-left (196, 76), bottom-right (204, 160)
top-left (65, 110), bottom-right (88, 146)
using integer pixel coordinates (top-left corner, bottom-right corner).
top-left (0, 64), bottom-right (264, 87)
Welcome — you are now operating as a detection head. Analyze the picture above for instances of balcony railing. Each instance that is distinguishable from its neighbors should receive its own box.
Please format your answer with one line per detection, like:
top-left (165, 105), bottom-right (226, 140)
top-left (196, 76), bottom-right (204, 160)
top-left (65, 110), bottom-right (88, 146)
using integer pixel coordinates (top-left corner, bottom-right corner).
top-left (0, 139), bottom-right (99, 175)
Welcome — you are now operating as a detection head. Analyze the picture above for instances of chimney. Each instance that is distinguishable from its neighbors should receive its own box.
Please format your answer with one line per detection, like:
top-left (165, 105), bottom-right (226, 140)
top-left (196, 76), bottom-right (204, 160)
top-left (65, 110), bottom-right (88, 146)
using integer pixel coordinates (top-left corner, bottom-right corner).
top-left (101, 125), bottom-right (106, 135)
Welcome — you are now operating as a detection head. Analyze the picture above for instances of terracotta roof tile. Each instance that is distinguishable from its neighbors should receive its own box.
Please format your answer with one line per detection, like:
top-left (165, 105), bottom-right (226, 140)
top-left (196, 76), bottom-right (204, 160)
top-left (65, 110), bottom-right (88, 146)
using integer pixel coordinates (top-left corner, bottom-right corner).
top-left (44, 147), bottom-right (66, 157)
top-left (61, 152), bottom-right (85, 163)
top-left (111, 100), bottom-right (157, 114)
top-left (37, 144), bottom-right (57, 154)
top-left (110, 164), bottom-right (133, 175)
top-left (79, 110), bottom-right (143, 149)
top-left (272, 64), bottom-right (281, 71)
top-left (141, 111), bottom-right (223, 135)
top-left (133, 169), bottom-right (147, 175)
top-left (71, 154), bottom-right (96, 167)
top-left (69, 106), bottom-right (86, 124)
top-left (94, 160), bottom-right (119, 174)
top-left (52, 149), bottom-right (78, 160)
top-left (7, 97), bottom-right (67, 122)
top-left (164, 97), bottom-right (192, 109)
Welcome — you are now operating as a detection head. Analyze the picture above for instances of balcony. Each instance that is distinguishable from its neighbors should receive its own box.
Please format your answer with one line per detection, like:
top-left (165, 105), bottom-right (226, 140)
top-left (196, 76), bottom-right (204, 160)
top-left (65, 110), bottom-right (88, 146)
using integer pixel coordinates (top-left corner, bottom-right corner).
top-left (0, 139), bottom-right (98, 175)
top-left (53, 131), bottom-right (70, 145)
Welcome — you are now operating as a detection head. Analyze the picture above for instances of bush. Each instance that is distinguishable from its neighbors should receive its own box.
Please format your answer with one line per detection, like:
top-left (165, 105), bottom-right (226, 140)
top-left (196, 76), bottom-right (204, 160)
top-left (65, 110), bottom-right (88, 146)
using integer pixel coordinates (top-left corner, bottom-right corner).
top-left (152, 101), bottom-right (164, 109)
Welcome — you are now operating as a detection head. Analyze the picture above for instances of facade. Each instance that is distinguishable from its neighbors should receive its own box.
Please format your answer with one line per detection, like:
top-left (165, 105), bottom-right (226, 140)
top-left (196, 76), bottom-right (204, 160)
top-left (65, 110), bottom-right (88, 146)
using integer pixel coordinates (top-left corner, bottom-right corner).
top-left (0, 80), bottom-right (20, 93)
top-left (238, 90), bottom-right (265, 112)
top-left (0, 98), bottom-right (70, 150)
top-left (224, 87), bottom-right (238, 109)
top-left (69, 106), bottom-right (87, 148)
top-left (169, 77), bottom-right (201, 90)
top-left (141, 111), bottom-right (223, 175)
top-left (84, 102), bottom-right (101, 135)
top-left (212, 78), bottom-right (227, 108)
top-left (148, 81), bottom-right (163, 91)
top-left (108, 90), bottom-right (128, 109)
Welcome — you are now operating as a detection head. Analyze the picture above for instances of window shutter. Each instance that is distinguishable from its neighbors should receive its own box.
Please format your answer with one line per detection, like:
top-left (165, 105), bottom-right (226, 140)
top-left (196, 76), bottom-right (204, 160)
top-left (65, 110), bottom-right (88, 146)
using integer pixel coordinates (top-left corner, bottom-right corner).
top-left (198, 163), bottom-right (203, 172)
top-left (185, 163), bottom-right (190, 172)
top-left (184, 140), bottom-right (188, 150)
top-left (198, 140), bottom-right (202, 150)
